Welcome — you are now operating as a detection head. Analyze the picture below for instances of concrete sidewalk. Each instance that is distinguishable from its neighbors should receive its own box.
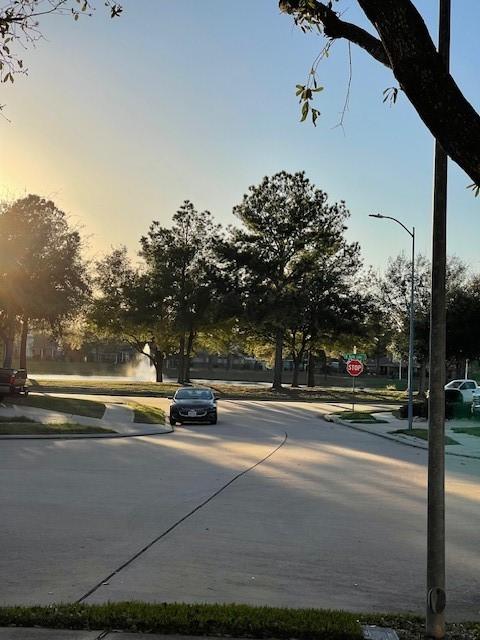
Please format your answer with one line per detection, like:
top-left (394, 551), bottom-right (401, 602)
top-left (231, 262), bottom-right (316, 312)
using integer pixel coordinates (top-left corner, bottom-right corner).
top-left (0, 402), bottom-right (171, 438)
top-left (325, 409), bottom-right (480, 459)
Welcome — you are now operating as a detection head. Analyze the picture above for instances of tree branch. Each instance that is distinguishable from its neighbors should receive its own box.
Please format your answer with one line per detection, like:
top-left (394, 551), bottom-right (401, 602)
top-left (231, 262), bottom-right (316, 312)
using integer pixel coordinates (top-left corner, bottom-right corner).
top-left (279, 0), bottom-right (390, 68)
top-left (281, 0), bottom-right (480, 186)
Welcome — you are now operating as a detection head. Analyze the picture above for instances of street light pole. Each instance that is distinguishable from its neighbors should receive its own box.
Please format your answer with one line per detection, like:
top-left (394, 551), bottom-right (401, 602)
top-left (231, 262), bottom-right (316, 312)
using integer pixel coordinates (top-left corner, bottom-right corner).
top-left (369, 214), bottom-right (415, 431)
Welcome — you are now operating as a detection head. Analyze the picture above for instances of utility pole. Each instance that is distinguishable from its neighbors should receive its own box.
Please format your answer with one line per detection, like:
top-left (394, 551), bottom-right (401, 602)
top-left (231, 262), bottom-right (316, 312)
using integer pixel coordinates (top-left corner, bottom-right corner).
top-left (426, 0), bottom-right (450, 637)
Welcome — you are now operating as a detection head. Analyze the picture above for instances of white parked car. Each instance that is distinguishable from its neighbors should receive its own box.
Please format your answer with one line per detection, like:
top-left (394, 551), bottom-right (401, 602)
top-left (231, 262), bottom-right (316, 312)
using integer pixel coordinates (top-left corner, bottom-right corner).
top-left (444, 379), bottom-right (479, 404)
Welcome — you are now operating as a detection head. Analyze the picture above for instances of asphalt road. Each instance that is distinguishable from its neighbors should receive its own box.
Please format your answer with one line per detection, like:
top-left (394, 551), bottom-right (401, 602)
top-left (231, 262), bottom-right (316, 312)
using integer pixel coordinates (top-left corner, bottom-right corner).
top-left (1, 399), bottom-right (479, 621)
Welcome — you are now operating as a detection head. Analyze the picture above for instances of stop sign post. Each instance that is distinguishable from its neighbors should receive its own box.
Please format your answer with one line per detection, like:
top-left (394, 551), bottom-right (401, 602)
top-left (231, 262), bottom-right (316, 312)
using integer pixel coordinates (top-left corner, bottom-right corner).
top-left (346, 358), bottom-right (364, 411)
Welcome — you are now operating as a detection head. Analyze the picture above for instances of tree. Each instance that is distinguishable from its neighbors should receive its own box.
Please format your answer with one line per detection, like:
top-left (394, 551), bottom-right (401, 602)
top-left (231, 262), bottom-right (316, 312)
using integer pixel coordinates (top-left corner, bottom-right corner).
top-left (370, 253), bottom-right (468, 396)
top-left (284, 247), bottom-right (362, 387)
top-left (89, 247), bottom-right (176, 382)
top-left (446, 274), bottom-right (480, 374)
top-left (280, 0), bottom-right (480, 189)
top-left (221, 171), bottom-right (359, 391)
top-left (0, 195), bottom-right (90, 368)
top-left (0, 1), bottom-right (122, 84)
top-left (140, 201), bottom-right (222, 384)
top-left (371, 254), bottom-right (432, 395)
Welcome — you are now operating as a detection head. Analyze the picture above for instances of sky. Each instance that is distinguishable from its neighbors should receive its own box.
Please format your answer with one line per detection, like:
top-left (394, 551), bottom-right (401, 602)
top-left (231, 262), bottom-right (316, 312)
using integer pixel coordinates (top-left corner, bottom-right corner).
top-left (1, 0), bottom-right (479, 271)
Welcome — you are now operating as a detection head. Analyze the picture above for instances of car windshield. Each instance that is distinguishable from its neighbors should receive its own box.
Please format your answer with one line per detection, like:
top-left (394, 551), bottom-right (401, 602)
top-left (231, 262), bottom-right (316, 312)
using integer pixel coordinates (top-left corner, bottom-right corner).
top-left (446, 381), bottom-right (463, 389)
top-left (175, 389), bottom-right (213, 400)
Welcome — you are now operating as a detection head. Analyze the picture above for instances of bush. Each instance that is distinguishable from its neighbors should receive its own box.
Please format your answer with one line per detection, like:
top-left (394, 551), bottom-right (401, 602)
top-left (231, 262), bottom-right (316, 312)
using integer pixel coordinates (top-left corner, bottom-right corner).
top-left (399, 401), bottom-right (428, 419)
top-left (399, 392), bottom-right (472, 420)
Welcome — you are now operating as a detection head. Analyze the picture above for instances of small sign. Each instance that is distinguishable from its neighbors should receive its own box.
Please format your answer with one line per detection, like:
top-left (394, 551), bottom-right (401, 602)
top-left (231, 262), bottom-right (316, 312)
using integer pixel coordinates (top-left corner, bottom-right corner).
top-left (346, 359), bottom-right (364, 377)
top-left (344, 352), bottom-right (367, 362)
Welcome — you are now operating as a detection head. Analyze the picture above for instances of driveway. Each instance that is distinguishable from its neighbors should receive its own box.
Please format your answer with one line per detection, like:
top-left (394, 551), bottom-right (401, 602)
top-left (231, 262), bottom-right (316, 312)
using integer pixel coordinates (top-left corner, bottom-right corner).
top-left (1, 399), bottom-right (479, 621)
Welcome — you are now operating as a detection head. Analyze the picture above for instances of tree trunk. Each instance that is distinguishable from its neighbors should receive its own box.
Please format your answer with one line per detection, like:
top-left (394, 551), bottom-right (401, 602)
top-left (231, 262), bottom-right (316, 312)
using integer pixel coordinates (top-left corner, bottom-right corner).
top-left (3, 316), bottom-right (16, 369)
top-left (291, 359), bottom-right (300, 388)
top-left (19, 316), bottom-right (28, 370)
top-left (177, 333), bottom-right (185, 384)
top-left (418, 360), bottom-right (427, 398)
top-left (154, 352), bottom-right (164, 383)
top-left (307, 350), bottom-right (316, 388)
top-left (272, 328), bottom-right (284, 391)
top-left (455, 359), bottom-right (462, 379)
top-left (184, 329), bottom-right (195, 383)
top-left (291, 349), bottom-right (305, 388)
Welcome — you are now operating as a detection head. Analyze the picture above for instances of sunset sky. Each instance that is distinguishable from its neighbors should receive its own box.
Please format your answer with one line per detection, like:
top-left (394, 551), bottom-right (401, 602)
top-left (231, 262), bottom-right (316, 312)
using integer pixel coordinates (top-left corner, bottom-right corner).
top-left (1, 0), bottom-right (479, 270)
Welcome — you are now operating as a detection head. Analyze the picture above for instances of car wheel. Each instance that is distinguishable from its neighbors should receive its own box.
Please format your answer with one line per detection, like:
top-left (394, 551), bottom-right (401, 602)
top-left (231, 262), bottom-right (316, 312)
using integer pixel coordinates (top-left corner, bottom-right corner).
top-left (209, 414), bottom-right (218, 425)
top-left (169, 416), bottom-right (176, 426)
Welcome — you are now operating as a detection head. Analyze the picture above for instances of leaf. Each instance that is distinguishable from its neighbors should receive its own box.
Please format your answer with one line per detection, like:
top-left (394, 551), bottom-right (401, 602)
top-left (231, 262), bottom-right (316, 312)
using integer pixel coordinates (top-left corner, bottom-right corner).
top-left (467, 183), bottom-right (480, 197)
top-left (300, 101), bottom-right (310, 122)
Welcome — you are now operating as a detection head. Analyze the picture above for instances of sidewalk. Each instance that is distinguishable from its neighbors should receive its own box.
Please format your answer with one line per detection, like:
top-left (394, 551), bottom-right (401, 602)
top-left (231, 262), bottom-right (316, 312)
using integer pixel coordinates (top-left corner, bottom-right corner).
top-left (0, 402), bottom-right (172, 439)
top-left (325, 410), bottom-right (480, 459)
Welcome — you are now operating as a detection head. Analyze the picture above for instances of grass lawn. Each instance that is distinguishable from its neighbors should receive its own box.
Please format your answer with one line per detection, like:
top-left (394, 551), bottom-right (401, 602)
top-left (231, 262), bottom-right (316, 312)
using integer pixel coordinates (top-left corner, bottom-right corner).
top-left (128, 401), bottom-right (166, 424)
top-left (0, 420), bottom-right (115, 435)
top-left (452, 426), bottom-right (480, 437)
top-left (28, 378), bottom-right (406, 404)
top-left (332, 410), bottom-right (388, 424)
top-left (0, 602), bottom-right (361, 640)
top-left (391, 428), bottom-right (459, 445)
top-left (6, 394), bottom-right (106, 418)
top-left (0, 603), bottom-right (477, 640)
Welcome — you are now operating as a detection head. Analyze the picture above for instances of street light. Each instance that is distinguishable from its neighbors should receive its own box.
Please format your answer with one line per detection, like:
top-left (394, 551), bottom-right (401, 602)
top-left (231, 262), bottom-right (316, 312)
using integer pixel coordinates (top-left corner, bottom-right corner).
top-left (369, 213), bottom-right (415, 431)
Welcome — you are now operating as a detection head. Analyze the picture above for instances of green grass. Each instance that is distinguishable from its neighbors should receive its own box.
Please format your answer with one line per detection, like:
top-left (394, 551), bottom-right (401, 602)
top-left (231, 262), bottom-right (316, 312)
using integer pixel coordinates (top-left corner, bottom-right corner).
top-left (128, 401), bottom-right (166, 424)
top-left (391, 428), bottom-right (459, 445)
top-left (28, 378), bottom-right (406, 404)
top-left (0, 603), bottom-right (478, 640)
top-left (332, 410), bottom-right (388, 424)
top-left (0, 602), bottom-right (362, 639)
top-left (0, 422), bottom-right (115, 435)
top-left (452, 426), bottom-right (480, 437)
top-left (6, 394), bottom-right (106, 418)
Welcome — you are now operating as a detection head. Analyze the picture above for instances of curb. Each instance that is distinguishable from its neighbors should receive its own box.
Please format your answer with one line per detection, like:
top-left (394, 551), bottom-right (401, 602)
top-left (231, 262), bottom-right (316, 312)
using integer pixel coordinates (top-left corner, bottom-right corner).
top-left (0, 427), bottom-right (174, 441)
top-left (322, 413), bottom-right (480, 460)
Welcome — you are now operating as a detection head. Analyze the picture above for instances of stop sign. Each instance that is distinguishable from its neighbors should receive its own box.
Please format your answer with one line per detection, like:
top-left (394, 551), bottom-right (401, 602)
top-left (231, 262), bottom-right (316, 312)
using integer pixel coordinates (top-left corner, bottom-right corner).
top-left (346, 359), bottom-right (364, 377)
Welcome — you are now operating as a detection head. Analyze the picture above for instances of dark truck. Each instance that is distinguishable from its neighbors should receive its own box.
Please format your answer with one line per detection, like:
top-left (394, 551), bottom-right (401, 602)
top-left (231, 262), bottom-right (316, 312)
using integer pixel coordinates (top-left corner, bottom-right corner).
top-left (0, 368), bottom-right (28, 401)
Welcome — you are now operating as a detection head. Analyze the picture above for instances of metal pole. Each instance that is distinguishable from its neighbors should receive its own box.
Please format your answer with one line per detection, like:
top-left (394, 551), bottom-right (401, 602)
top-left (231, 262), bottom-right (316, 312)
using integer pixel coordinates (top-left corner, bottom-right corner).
top-left (352, 375), bottom-right (355, 412)
top-left (407, 228), bottom-right (415, 430)
top-left (368, 214), bottom-right (415, 429)
top-left (426, 1), bottom-right (450, 637)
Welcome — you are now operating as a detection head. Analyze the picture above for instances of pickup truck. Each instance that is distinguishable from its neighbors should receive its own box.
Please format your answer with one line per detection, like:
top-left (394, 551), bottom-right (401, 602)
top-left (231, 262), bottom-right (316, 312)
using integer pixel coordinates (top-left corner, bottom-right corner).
top-left (0, 368), bottom-right (28, 401)
top-left (445, 379), bottom-right (479, 401)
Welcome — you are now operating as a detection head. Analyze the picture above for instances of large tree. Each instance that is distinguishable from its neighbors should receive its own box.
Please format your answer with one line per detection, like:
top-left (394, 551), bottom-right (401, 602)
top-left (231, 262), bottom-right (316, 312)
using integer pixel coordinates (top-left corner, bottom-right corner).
top-left (370, 253), bottom-right (469, 395)
top-left (0, 195), bottom-right (90, 368)
top-left (140, 201), bottom-right (222, 384)
top-left (280, 0), bottom-right (480, 189)
top-left (89, 247), bottom-right (176, 382)
top-left (221, 171), bottom-right (359, 391)
top-left (284, 245), bottom-right (362, 387)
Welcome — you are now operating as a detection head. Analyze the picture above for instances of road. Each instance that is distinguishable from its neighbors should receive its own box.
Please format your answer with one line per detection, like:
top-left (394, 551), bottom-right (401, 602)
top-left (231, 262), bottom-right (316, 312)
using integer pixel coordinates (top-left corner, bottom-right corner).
top-left (1, 399), bottom-right (479, 620)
